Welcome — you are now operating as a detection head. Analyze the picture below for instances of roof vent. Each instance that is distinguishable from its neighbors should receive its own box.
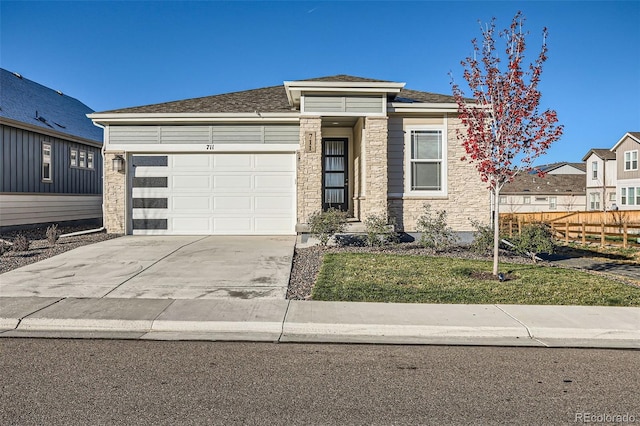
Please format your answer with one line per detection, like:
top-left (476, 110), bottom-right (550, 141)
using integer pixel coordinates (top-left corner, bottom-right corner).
top-left (12, 72), bottom-right (23, 79)
top-left (56, 90), bottom-right (63, 96)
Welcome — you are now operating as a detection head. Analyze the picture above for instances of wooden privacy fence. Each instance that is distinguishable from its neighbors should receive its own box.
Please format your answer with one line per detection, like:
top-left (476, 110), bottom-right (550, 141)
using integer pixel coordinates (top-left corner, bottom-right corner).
top-left (500, 211), bottom-right (640, 249)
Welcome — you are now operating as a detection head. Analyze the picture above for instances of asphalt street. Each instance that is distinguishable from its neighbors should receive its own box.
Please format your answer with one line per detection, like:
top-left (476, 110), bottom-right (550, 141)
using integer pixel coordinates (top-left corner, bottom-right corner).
top-left (1, 339), bottom-right (638, 425)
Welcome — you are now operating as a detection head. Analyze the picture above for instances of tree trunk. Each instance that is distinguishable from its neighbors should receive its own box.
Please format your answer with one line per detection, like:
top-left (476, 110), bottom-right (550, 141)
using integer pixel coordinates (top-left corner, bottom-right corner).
top-left (493, 187), bottom-right (501, 276)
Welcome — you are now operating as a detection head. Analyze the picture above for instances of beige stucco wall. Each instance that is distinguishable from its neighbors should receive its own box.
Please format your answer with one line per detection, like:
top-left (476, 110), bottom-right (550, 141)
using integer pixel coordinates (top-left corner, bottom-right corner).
top-left (387, 115), bottom-right (489, 232)
top-left (297, 117), bottom-right (323, 224)
top-left (103, 151), bottom-right (126, 234)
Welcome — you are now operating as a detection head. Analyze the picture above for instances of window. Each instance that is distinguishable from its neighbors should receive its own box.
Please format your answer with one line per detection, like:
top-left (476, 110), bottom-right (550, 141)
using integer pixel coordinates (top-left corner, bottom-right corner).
top-left (609, 192), bottom-right (616, 202)
top-left (549, 197), bottom-right (557, 210)
top-left (79, 151), bottom-right (86, 168)
top-left (406, 128), bottom-right (446, 194)
top-left (42, 142), bottom-right (52, 182)
top-left (589, 193), bottom-right (600, 210)
top-left (592, 161), bottom-right (598, 179)
top-left (535, 197), bottom-right (547, 202)
top-left (70, 149), bottom-right (78, 167)
top-left (621, 187), bottom-right (638, 206)
top-left (624, 151), bottom-right (638, 171)
top-left (88, 152), bottom-right (94, 169)
top-left (499, 196), bottom-right (507, 204)
top-left (523, 196), bottom-right (531, 204)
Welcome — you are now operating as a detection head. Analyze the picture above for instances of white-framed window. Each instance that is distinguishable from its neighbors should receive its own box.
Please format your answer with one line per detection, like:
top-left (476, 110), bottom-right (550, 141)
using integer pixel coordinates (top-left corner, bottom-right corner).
top-left (499, 196), bottom-right (507, 204)
top-left (609, 192), bottom-right (616, 202)
top-left (621, 187), bottom-right (638, 206)
top-left (42, 142), bottom-right (52, 182)
top-left (79, 150), bottom-right (86, 168)
top-left (87, 152), bottom-right (94, 169)
top-left (549, 197), bottom-right (557, 210)
top-left (405, 127), bottom-right (447, 195)
top-left (70, 149), bottom-right (78, 167)
top-left (589, 193), bottom-right (600, 210)
top-left (591, 161), bottom-right (598, 179)
top-left (624, 150), bottom-right (638, 171)
top-left (523, 196), bottom-right (531, 204)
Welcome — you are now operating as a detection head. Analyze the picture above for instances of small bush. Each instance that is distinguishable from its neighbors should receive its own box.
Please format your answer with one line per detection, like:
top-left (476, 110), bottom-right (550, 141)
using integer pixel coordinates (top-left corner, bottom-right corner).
top-left (46, 224), bottom-right (60, 246)
top-left (12, 234), bottom-right (30, 252)
top-left (363, 214), bottom-right (399, 247)
top-left (470, 219), bottom-right (496, 254)
top-left (510, 223), bottom-right (554, 261)
top-left (308, 208), bottom-right (349, 246)
top-left (416, 204), bottom-right (458, 251)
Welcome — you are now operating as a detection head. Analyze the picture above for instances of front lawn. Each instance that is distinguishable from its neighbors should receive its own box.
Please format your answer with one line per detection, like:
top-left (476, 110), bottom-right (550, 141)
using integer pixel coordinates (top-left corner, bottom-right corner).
top-left (312, 253), bottom-right (640, 306)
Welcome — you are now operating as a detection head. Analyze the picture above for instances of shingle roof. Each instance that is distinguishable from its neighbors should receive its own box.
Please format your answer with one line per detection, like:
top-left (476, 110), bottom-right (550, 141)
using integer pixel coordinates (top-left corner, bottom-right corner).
top-left (532, 162), bottom-right (586, 173)
top-left (582, 148), bottom-right (616, 161)
top-left (0, 68), bottom-right (102, 143)
top-left (629, 132), bottom-right (640, 140)
top-left (98, 74), bottom-right (457, 114)
top-left (502, 173), bottom-right (586, 195)
top-left (299, 74), bottom-right (394, 83)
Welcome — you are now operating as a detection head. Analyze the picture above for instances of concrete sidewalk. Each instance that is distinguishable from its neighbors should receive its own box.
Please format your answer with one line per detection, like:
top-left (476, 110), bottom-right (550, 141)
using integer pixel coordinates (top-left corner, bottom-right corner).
top-left (1, 297), bottom-right (638, 348)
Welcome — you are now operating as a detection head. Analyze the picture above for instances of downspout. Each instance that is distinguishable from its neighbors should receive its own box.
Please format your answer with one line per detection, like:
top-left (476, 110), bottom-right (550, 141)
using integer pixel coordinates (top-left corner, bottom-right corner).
top-left (60, 121), bottom-right (107, 238)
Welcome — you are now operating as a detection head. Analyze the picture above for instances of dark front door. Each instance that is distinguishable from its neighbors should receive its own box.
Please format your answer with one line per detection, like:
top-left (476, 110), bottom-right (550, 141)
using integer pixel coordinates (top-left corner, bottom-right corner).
top-left (322, 138), bottom-right (348, 212)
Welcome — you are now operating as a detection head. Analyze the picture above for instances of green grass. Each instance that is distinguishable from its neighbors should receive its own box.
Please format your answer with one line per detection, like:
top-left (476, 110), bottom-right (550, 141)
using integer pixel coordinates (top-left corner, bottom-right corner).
top-left (312, 253), bottom-right (640, 306)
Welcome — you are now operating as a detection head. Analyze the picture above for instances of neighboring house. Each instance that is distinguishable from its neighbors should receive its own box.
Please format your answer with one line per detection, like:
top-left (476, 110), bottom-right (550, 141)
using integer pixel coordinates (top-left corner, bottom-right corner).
top-left (610, 132), bottom-right (640, 210)
top-left (501, 171), bottom-right (586, 213)
top-left (533, 162), bottom-right (586, 175)
top-left (0, 69), bottom-right (103, 229)
top-left (88, 75), bottom-right (488, 236)
top-left (582, 148), bottom-right (617, 211)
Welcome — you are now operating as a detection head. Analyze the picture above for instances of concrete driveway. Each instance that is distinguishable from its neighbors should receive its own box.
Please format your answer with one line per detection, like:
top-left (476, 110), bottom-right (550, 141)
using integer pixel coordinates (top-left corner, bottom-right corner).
top-left (0, 236), bottom-right (295, 299)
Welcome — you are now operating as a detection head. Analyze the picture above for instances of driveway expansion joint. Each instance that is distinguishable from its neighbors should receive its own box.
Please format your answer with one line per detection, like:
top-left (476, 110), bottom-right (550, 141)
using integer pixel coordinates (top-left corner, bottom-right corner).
top-left (100, 236), bottom-right (210, 298)
top-left (494, 304), bottom-right (534, 339)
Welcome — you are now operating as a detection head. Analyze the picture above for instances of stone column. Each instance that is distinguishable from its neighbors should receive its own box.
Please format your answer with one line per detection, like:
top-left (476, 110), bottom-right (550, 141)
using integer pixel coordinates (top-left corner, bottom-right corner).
top-left (362, 116), bottom-right (389, 219)
top-left (103, 151), bottom-right (126, 234)
top-left (297, 117), bottom-right (323, 225)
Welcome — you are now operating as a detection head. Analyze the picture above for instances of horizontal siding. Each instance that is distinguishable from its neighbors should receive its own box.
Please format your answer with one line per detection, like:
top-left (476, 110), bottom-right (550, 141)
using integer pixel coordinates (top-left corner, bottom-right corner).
top-left (0, 194), bottom-right (102, 227)
top-left (160, 126), bottom-right (209, 144)
top-left (108, 125), bottom-right (299, 145)
top-left (110, 126), bottom-right (159, 144)
top-left (304, 96), bottom-right (383, 114)
top-left (387, 117), bottom-right (405, 193)
top-left (617, 137), bottom-right (640, 179)
top-left (0, 124), bottom-right (102, 194)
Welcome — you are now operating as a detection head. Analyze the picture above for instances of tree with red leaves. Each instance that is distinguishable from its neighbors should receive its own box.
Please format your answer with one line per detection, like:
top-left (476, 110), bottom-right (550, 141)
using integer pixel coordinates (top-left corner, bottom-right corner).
top-left (451, 11), bottom-right (563, 275)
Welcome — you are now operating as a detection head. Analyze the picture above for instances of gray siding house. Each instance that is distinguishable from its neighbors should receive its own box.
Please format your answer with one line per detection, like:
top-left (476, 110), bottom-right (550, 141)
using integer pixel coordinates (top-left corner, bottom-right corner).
top-left (0, 69), bottom-right (103, 228)
top-left (611, 132), bottom-right (640, 210)
top-left (89, 75), bottom-right (488, 236)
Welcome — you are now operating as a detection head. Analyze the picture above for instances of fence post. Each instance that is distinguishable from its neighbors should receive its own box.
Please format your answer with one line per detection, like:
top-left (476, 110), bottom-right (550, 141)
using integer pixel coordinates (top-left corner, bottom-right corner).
top-left (518, 217), bottom-right (522, 235)
top-left (509, 219), bottom-right (513, 237)
top-left (623, 224), bottom-right (628, 249)
top-left (600, 223), bottom-right (605, 247)
top-left (581, 222), bottom-right (586, 245)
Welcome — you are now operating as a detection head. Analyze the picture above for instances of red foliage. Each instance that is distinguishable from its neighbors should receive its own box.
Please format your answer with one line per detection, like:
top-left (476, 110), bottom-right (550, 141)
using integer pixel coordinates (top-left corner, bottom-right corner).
top-left (450, 11), bottom-right (563, 192)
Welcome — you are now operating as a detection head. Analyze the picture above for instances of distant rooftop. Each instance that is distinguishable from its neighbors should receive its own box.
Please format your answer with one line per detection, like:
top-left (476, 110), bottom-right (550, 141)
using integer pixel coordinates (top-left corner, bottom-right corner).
top-left (0, 68), bottom-right (102, 143)
top-left (503, 173), bottom-right (586, 195)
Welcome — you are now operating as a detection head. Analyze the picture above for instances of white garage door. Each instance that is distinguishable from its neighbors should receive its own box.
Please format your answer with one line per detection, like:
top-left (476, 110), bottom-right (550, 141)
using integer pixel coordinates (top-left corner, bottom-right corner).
top-left (130, 153), bottom-right (296, 235)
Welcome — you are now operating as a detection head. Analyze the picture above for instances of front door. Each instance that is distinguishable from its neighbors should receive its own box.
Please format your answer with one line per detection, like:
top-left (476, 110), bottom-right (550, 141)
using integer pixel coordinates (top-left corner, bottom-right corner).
top-left (322, 138), bottom-right (348, 211)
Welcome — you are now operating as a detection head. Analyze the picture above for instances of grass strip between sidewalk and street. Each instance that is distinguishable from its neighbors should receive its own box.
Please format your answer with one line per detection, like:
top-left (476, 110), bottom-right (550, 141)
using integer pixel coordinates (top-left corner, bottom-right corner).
top-left (312, 253), bottom-right (640, 306)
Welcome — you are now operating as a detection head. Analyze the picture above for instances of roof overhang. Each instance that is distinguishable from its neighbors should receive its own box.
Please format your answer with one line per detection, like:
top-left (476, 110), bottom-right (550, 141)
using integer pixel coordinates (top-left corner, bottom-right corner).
top-left (284, 80), bottom-right (405, 108)
top-left (610, 132), bottom-right (640, 152)
top-left (0, 117), bottom-right (103, 147)
top-left (87, 112), bottom-right (300, 126)
top-left (388, 102), bottom-right (460, 113)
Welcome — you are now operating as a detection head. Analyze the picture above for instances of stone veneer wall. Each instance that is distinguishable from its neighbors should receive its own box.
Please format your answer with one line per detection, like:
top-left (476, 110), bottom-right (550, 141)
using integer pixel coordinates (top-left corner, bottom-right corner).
top-left (388, 116), bottom-right (489, 232)
top-left (297, 117), bottom-right (323, 224)
top-left (103, 151), bottom-right (126, 234)
top-left (361, 116), bottom-right (389, 219)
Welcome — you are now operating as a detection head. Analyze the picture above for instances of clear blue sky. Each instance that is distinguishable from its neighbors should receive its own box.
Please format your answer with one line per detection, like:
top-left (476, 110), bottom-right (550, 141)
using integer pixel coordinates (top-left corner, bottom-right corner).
top-left (2, 1), bottom-right (639, 164)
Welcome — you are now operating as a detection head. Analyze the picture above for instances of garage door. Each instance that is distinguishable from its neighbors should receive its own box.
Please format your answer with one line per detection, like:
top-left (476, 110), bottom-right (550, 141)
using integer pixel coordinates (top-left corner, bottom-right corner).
top-left (130, 153), bottom-right (296, 235)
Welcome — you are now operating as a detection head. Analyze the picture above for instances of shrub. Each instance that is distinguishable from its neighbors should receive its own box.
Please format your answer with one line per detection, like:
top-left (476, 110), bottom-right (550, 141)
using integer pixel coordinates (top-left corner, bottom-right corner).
top-left (12, 234), bottom-right (30, 252)
top-left (363, 214), bottom-right (399, 247)
top-left (469, 219), bottom-right (495, 254)
top-left (416, 204), bottom-right (458, 251)
top-left (308, 208), bottom-right (349, 246)
top-left (510, 223), bottom-right (554, 262)
top-left (46, 224), bottom-right (60, 246)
